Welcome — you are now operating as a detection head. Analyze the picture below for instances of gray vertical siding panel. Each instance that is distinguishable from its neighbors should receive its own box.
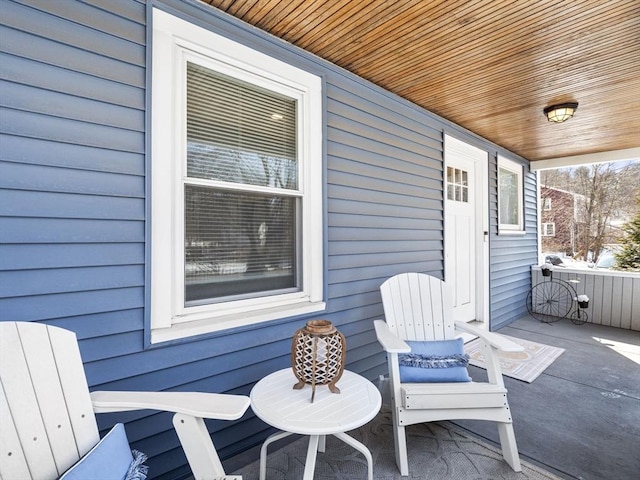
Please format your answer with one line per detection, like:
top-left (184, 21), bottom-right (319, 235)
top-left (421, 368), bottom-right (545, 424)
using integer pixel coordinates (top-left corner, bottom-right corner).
top-left (1, 0), bottom-right (540, 477)
top-left (632, 278), bottom-right (640, 331)
top-left (531, 268), bottom-right (640, 331)
top-left (583, 273), bottom-right (598, 322)
top-left (621, 277), bottom-right (633, 330)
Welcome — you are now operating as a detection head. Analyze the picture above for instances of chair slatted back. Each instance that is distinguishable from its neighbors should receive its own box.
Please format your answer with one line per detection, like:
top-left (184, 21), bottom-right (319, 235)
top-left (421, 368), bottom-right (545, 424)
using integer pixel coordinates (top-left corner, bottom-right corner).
top-left (380, 273), bottom-right (455, 341)
top-left (0, 322), bottom-right (100, 480)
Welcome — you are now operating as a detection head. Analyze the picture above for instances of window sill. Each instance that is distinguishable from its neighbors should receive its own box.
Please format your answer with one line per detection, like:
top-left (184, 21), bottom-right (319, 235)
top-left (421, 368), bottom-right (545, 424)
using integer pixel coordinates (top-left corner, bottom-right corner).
top-left (498, 229), bottom-right (526, 236)
top-left (150, 300), bottom-right (326, 344)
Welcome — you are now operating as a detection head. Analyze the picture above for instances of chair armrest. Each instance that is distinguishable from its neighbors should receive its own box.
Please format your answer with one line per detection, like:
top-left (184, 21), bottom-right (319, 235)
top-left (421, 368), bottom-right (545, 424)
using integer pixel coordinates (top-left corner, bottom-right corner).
top-left (374, 320), bottom-right (411, 353)
top-left (91, 391), bottom-right (250, 420)
top-left (454, 321), bottom-right (523, 352)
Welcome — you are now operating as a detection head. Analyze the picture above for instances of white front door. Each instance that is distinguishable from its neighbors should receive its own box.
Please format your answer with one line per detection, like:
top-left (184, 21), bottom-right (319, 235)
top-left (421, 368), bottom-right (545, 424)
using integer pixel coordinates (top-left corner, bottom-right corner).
top-left (444, 136), bottom-right (488, 323)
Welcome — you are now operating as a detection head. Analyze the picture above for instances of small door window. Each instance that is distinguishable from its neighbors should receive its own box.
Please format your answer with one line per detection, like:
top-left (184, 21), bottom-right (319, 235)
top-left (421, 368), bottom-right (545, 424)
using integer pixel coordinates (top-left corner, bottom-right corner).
top-left (446, 167), bottom-right (469, 203)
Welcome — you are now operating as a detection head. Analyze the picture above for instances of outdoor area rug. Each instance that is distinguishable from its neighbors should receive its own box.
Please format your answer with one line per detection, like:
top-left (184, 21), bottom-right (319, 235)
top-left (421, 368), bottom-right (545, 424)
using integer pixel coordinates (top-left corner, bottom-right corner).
top-left (465, 335), bottom-right (565, 383)
top-left (232, 410), bottom-right (562, 479)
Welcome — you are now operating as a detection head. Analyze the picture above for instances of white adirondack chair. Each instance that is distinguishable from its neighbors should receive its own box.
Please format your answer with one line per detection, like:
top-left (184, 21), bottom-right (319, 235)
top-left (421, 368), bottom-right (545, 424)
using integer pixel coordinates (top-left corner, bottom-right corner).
top-left (374, 273), bottom-right (523, 476)
top-left (0, 321), bottom-right (250, 480)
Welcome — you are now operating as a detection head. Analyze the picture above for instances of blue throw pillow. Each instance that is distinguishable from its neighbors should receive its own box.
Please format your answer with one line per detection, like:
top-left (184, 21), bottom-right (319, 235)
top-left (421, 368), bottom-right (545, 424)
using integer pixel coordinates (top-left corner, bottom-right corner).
top-left (59, 423), bottom-right (148, 480)
top-left (398, 338), bottom-right (471, 383)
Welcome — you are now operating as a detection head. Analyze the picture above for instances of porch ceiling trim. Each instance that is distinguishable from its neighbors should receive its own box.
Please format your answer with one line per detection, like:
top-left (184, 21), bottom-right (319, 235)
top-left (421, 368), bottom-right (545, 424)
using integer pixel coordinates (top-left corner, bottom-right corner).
top-left (529, 148), bottom-right (640, 172)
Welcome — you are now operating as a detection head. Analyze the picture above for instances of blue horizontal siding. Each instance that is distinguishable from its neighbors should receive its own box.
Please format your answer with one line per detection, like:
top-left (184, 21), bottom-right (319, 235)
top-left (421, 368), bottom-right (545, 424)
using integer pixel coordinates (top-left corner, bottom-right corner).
top-left (0, 265), bottom-right (144, 297)
top-left (13, 0), bottom-right (146, 42)
top-left (1, 25), bottom-right (145, 86)
top-left (326, 89), bottom-right (442, 150)
top-left (1, 80), bottom-right (144, 131)
top-left (3, 0), bottom-right (145, 65)
top-left (0, 0), bottom-right (536, 478)
top-left (328, 249), bottom-right (442, 271)
top-left (0, 53), bottom-right (145, 109)
top-left (328, 169), bottom-right (442, 200)
top-left (329, 212), bottom-right (441, 230)
top-left (328, 182), bottom-right (442, 206)
top-left (328, 239), bottom-right (442, 256)
top-left (0, 190), bottom-right (144, 219)
top-left (329, 226), bottom-right (443, 243)
top-left (329, 141), bottom-right (441, 179)
top-left (0, 243), bottom-right (143, 269)
top-left (488, 156), bottom-right (538, 328)
top-left (46, 309), bottom-right (144, 338)
top-left (0, 135), bottom-right (145, 174)
top-left (0, 287), bottom-right (144, 321)
top-left (0, 217), bottom-right (144, 243)
top-left (0, 109), bottom-right (144, 152)
top-left (328, 111), bottom-right (438, 158)
top-left (0, 161), bottom-right (144, 196)
top-left (329, 198), bottom-right (442, 218)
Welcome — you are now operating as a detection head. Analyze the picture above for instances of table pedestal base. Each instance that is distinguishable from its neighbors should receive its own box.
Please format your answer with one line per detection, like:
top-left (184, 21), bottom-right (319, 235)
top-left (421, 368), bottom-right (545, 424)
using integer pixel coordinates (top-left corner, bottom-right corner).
top-left (259, 430), bottom-right (373, 480)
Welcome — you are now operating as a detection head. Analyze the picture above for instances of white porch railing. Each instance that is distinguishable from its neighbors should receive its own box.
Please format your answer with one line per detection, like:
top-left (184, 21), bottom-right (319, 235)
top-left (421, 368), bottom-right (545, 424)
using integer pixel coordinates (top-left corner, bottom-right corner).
top-left (531, 266), bottom-right (640, 331)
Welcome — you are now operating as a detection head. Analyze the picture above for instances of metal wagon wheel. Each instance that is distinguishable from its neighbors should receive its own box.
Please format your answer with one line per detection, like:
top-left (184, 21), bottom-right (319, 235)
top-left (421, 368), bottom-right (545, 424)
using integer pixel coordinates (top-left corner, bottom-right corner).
top-left (526, 280), bottom-right (574, 323)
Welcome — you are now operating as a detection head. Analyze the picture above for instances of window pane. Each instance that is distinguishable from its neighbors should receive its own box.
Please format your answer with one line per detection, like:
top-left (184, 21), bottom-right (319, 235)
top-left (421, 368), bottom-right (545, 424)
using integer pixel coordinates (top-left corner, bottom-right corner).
top-left (186, 62), bottom-right (297, 189)
top-left (185, 185), bottom-right (297, 304)
top-left (499, 167), bottom-right (519, 225)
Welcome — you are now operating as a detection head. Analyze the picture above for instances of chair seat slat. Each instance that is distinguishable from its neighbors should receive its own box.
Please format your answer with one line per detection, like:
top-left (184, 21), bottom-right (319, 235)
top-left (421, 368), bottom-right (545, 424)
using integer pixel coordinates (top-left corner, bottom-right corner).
top-left (403, 383), bottom-right (508, 409)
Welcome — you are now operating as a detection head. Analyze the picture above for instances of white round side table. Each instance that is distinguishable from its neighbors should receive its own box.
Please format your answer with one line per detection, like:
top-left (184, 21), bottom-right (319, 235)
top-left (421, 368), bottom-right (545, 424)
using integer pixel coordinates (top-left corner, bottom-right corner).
top-left (250, 368), bottom-right (381, 480)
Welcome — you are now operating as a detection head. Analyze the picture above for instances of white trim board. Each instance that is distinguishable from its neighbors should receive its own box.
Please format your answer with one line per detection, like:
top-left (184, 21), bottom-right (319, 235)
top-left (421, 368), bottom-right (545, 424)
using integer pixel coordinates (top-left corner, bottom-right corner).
top-left (530, 148), bottom-right (640, 171)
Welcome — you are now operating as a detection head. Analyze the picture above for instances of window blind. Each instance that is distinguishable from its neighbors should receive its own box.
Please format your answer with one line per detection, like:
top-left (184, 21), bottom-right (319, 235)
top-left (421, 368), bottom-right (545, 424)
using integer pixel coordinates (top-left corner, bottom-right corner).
top-left (183, 62), bottom-right (299, 304)
top-left (186, 62), bottom-right (297, 188)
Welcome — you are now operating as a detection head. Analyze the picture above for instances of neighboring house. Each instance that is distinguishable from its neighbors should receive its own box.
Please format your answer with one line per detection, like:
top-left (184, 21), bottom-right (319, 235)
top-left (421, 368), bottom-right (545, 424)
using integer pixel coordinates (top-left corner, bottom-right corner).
top-left (541, 185), bottom-right (628, 260)
top-left (0, 1), bottom-right (538, 478)
top-left (540, 186), bottom-right (583, 255)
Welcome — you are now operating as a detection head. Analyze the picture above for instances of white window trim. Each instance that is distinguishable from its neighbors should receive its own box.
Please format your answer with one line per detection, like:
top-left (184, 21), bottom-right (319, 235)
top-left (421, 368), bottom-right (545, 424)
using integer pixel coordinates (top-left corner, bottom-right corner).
top-left (497, 155), bottom-right (525, 235)
top-left (543, 197), bottom-right (552, 210)
top-left (150, 9), bottom-right (324, 343)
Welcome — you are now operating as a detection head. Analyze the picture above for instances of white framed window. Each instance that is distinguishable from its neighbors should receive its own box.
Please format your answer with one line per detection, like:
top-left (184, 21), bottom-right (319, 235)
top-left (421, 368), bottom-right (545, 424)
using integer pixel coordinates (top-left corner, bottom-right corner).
top-left (497, 155), bottom-right (525, 234)
top-left (541, 223), bottom-right (555, 236)
top-left (150, 9), bottom-right (324, 343)
top-left (542, 197), bottom-right (552, 210)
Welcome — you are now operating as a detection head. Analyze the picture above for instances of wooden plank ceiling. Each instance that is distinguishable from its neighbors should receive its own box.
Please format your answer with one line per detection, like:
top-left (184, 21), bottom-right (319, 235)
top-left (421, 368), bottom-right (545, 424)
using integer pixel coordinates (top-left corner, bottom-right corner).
top-left (199, 0), bottom-right (640, 163)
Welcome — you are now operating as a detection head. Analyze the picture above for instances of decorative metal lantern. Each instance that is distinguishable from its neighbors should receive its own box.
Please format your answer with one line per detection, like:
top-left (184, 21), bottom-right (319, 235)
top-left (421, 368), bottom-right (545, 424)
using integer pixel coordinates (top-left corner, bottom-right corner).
top-left (291, 320), bottom-right (346, 402)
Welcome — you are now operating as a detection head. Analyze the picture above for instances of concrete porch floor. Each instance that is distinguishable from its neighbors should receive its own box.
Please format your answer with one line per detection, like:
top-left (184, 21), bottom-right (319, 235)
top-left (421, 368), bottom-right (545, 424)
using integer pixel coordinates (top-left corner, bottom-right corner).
top-left (454, 315), bottom-right (640, 480)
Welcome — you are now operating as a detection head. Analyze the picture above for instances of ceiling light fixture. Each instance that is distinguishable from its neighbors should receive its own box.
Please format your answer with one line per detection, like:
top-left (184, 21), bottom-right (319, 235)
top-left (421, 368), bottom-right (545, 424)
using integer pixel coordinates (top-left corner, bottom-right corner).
top-left (543, 102), bottom-right (578, 123)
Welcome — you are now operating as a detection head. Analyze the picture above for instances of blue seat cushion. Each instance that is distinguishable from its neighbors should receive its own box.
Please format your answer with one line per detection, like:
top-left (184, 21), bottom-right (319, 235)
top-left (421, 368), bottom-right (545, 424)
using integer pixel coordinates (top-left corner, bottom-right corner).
top-left (398, 338), bottom-right (471, 383)
top-left (60, 423), bottom-right (148, 480)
